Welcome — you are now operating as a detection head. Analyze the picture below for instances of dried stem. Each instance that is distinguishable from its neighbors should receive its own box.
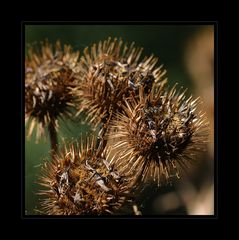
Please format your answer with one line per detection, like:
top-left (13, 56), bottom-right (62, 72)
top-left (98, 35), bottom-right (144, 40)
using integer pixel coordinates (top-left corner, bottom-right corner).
top-left (96, 112), bottom-right (113, 156)
top-left (96, 123), bottom-right (107, 156)
top-left (48, 121), bottom-right (58, 159)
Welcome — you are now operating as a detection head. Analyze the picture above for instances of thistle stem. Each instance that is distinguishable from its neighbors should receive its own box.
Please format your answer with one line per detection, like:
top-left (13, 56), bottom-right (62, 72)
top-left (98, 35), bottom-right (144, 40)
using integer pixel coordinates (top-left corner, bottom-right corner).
top-left (95, 113), bottom-right (112, 156)
top-left (48, 121), bottom-right (58, 159)
top-left (96, 124), bottom-right (107, 156)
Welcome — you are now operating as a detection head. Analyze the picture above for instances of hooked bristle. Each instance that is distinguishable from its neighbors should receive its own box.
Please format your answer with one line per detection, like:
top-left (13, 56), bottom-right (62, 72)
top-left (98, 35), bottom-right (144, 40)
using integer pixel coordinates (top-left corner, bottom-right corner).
top-left (74, 37), bottom-right (166, 128)
top-left (25, 40), bottom-right (81, 141)
top-left (107, 84), bottom-right (209, 186)
top-left (37, 136), bottom-right (135, 215)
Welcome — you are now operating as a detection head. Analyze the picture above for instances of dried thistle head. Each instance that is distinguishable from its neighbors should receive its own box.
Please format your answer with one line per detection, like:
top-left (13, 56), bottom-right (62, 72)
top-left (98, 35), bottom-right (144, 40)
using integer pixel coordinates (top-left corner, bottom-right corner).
top-left (25, 40), bottom-right (80, 141)
top-left (108, 84), bottom-right (209, 186)
top-left (37, 137), bottom-right (134, 215)
top-left (75, 37), bottom-right (166, 127)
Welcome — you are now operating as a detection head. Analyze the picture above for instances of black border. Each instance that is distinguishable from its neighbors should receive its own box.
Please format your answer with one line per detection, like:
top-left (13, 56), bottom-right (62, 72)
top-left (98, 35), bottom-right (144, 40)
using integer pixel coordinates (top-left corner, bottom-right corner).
top-left (21, 21), bottom-right (218, 220)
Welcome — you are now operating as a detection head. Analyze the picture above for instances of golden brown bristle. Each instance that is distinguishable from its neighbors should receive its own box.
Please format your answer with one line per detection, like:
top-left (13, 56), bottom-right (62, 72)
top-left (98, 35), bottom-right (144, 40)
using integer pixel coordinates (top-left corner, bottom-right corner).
top-left (75, 37), bottom-right (166, 128)
top-left (25, 40), bottom-right (80, 142)
top-left (107, 84), bottom-right (209, 186)
top-left (37, 136), bottom-right (135, 215)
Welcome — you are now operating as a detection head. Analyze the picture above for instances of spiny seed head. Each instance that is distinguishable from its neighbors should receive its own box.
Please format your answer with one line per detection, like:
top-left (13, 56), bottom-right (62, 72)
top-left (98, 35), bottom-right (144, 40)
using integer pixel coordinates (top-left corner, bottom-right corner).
top-left (37, 137), bottom-right (134, 215)
top-left (108, 84), bottom-right (209, 186)
top-left (75, 37), bottom-right (166, 127)
top-left (25, 40), bottom-right (80, 141)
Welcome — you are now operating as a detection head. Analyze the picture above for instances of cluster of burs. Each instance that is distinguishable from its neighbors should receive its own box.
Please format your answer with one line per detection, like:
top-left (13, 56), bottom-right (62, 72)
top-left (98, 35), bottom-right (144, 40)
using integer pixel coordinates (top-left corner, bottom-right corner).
top-left (25, 38), bottom-right (208, 215)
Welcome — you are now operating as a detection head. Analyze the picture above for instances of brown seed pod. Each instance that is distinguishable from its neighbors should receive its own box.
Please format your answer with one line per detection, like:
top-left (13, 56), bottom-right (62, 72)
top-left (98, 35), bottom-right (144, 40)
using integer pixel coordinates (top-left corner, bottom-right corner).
top-left (25, 40), bottom-right (80, 143)
top-left (75, 37), bottom-right (166, 128)
top-left (37, 136), bottom-right (135, 215)
top-left (107, 84), bottom-right (209, 186)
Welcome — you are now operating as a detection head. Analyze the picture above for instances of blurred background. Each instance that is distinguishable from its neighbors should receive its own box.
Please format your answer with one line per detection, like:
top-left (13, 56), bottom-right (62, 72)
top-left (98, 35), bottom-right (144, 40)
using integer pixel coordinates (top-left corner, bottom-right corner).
top-left (25, 24), bottom-right (214, 215)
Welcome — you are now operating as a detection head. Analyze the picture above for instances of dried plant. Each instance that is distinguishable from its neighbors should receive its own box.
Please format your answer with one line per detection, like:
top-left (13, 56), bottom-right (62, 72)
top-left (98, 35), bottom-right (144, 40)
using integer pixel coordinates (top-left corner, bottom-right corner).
top-left (74, 37), bottom-right (166, 129)
top-left (107, 84), bottom-right (209, 186)
top-left (37, 136), bottom-right (136, 215)
top-left (25, 38), bottom-right (210, 215)
top-left (25, 41), bottom-right (80, 154)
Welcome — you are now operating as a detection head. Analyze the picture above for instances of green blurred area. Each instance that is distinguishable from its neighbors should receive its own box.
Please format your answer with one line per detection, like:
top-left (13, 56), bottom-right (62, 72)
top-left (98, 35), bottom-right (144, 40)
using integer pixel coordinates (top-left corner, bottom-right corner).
top-left (25, 25), bottom-right (210, 215)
